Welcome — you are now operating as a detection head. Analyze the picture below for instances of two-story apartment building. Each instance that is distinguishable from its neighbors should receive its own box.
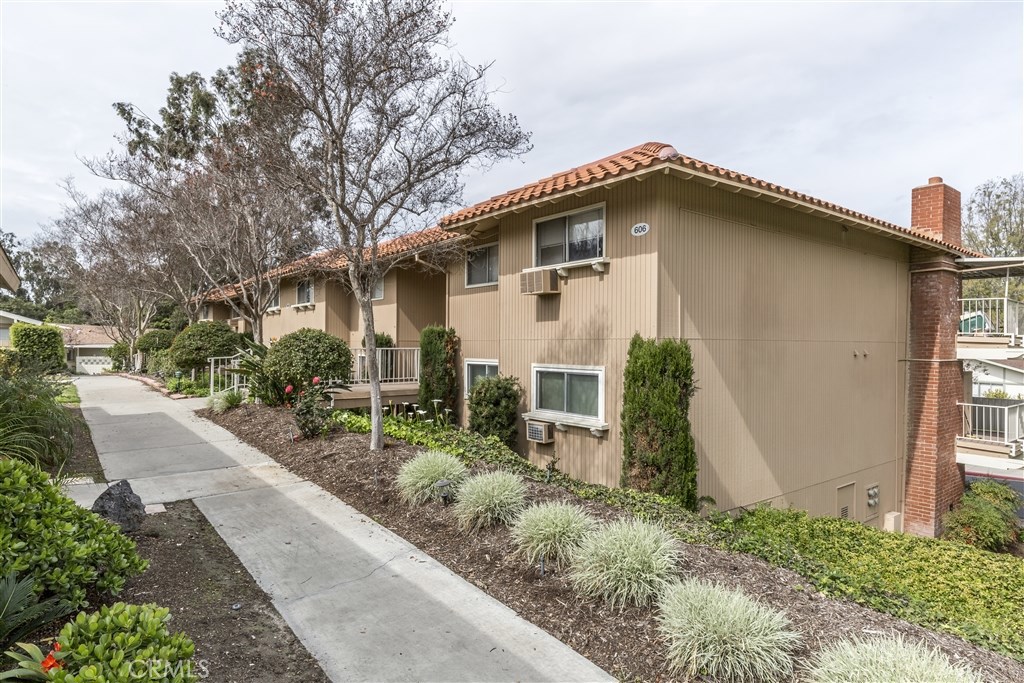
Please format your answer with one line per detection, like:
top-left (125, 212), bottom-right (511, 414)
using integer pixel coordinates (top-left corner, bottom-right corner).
top-left (439, 141), bottom-right (986, 537)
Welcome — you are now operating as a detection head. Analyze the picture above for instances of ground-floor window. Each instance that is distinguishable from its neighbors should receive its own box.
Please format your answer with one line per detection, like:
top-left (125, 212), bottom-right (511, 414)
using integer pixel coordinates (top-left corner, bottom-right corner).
top-left (531, 364), bottom-right (604, 421)
top-left (465, 359), bottom-right (498, 396)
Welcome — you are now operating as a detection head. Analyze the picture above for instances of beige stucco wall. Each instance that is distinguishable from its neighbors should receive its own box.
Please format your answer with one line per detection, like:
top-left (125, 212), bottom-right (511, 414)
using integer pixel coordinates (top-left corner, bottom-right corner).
top-left (447, 174), bottom-right (910, 525)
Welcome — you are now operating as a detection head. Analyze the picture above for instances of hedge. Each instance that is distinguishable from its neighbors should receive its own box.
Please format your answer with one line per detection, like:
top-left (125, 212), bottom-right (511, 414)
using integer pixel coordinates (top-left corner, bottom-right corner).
top-left (418, 326), bottom-right (459, 417)
top-left (10, 322), bottom-right (65, 373)
top-left (620, 334), bottom-right (699, 509)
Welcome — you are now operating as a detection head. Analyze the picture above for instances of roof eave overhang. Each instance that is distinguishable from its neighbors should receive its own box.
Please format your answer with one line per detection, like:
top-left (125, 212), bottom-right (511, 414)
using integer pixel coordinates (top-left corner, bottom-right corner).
top-left (443, 161), bottom-right (968, 257)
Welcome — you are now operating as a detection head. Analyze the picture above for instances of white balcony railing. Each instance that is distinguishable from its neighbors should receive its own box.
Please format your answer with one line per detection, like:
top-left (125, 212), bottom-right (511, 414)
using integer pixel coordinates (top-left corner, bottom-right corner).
top-left (959, 401), bottom-right (1024, 446)
top-left (960, 298), bottom-right (1024, 339)
top-left (209, 353), bottom-right (248, 395)
top-left (349, 347), bottom-right (420, 385)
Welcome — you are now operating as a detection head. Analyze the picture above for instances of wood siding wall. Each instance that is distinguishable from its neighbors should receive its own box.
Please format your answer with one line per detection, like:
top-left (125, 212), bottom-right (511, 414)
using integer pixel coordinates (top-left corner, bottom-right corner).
top-left (262, 276), bottom-right (330, 342)
top-left (657, 177), bottom-right (909, 524)
top-left (447, 174), bottom-right (910, 525)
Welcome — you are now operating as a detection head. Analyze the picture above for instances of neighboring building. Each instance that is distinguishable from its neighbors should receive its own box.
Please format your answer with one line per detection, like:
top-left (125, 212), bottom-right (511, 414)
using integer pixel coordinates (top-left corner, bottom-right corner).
top-left (0, 243), bottom-right (19, 293)
top-left (438, 141), bottom-right (1001, 537)
top-left (0, 310), bottom-right (43, 347)
top-left (58, 324), bottom-right (118, 375)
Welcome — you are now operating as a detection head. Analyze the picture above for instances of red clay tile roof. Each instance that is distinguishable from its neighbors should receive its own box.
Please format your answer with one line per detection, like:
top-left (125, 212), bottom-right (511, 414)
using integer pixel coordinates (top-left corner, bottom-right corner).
top-left (439, 142), bottom-right (977, 256)
top-left (205, 227), bottom-right (463, 302)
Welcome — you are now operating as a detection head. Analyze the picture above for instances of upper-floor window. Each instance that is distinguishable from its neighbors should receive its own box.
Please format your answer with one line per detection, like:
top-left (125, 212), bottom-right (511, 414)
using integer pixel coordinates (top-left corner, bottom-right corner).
top-left (532, 364), bottom-right (604, 421)
top-left (371, 278), bottom-right (384, 301)
top-left (268, 287), bottom-right (280, 309)
top-left (296, 279), bottom-right (314, 305)
top-left (535, 205), bottom-right (604, 267)
top-left (466, 243), bottom-right (499, 287)
top-left (200, 305), bottom-right (210, 320)
top-left (465, 359), bottom-right (498, 397)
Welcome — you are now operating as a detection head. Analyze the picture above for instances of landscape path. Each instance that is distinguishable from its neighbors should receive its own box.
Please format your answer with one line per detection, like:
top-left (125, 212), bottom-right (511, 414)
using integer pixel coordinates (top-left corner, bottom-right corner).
top-left (67, 375), bottom-right (613, 683)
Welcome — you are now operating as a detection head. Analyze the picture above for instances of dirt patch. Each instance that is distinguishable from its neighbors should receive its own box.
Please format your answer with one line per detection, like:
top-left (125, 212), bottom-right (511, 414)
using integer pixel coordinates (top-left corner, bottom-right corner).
top-left (203, 404), bottom-right (1024, 682)
top-left (58, 407), bottom-right (106, 483)
top-left (120, 501), bottom-right (330, 683)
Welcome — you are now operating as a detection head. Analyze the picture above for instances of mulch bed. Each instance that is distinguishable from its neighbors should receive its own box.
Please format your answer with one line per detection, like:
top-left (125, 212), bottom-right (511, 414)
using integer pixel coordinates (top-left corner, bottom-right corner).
top-left (203, 404), bottom-right (1024, 682)
top-left (58, 407), bottom-right (106, 483)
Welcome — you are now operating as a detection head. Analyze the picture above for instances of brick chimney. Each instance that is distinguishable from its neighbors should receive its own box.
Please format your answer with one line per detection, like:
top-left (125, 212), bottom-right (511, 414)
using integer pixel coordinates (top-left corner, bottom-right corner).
top-left (904, 177), bottom-right (965, 537)
top-left (911, 177), bottom-right (962, 247)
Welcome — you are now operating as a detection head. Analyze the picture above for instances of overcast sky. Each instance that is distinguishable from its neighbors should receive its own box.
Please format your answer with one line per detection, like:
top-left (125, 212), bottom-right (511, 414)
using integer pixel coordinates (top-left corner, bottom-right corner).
top-left (1, 0), bottom-right (1021, 244)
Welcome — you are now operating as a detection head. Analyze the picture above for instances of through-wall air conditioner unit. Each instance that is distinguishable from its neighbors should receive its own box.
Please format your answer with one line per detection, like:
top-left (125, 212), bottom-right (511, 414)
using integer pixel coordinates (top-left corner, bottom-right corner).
top-left (525, 420), bottom-right (555, 444)
top-left (519, 269), bottom-right (561, 296)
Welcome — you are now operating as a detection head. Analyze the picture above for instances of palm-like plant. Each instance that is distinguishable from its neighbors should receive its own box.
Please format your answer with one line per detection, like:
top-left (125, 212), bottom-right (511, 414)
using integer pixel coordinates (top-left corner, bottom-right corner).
top-left (0, 572), bottom-right (75, 651)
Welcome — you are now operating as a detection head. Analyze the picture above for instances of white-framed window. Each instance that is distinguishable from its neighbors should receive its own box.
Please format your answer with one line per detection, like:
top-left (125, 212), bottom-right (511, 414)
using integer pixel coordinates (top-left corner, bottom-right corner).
top-left (534, 204), bottom-right (605, 267)
top-left (371, 278), bottom-right (384, 301)
top-left (268, 287), bottom-right (280, 309)
top-left (465, 359), bottom-right (499, 397)
top-left (466, 243), bottom-right (499, 287)
top-left (200, 305), bottom-right (210, 320)
top-left (296, 279), bottom-right (314, 305)
top-left (531, 364), bottom-right (604, 421)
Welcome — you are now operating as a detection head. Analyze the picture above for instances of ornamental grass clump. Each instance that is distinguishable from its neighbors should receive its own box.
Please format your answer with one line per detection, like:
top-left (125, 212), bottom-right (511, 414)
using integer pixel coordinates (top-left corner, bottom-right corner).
top-left (453, 471), bottom-right (527, 532)
top-left (568, 518), bottom-right (680, 608)
top-left (512, 502), bottom-right (598, 567)
top-left (658, 578), bottom-right (800, 682)
top-left (207, 389), bottom-right (244, 414)
top-left (807, 635), bottom-right (982, 683)
top-left (397, 450), bottom-right (468, 505)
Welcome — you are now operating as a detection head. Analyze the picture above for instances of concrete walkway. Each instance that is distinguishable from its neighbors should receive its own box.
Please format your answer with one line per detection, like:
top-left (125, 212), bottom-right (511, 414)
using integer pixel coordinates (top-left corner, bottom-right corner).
top-left (69, 376), bottom-right (613, 683)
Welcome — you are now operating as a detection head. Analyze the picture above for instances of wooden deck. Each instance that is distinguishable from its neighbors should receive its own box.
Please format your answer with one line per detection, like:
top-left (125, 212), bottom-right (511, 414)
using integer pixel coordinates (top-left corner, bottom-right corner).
top-left (326, 382), bottom-right (419, 410)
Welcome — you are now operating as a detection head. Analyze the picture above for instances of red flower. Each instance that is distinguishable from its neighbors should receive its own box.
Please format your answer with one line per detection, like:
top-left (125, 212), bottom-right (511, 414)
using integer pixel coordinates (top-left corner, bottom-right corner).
top-left (285, 385), bottom-right (294, 395)
top-left (41, 651), bottom-right (61, 672)
top-left (312, 376), bottom-right (321, 386)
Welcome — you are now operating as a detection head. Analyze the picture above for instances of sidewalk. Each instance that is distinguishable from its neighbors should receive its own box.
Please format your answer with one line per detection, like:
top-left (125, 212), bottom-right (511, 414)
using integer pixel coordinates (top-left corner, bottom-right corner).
top-left (68, 376), bottom-right (613, 683)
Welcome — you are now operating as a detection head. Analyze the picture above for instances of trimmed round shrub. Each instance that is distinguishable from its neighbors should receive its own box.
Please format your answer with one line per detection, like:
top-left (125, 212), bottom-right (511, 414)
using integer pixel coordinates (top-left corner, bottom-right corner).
top-left (512, 501), bottom-right (598, 567)
top-left (469, 375), bottom-right (523, 449)
top-left (0, 459), bottom-right (148, 607)
top-left (57, 603), bottom-right (198, 682)
top-left (397, 450), bottom-right (468, 506)
top-left (568, 518), bottom-right (680, 608)
top-left (658, 579), bottom-right (800, 682)
top-left (137, 328), bottom-right (176, 353)
top-left (106, 340), bottom-right (131, 371)
top-left (453, 471), bottom-right (527, 532)
top-left (264, 328), bottom-right (352, 390)
top-left (10, 322), bottom-right (65, 373)
top-left (169, 321), bottom-right (241, 372)
top-left (807, 635), bottom-right (982, 683)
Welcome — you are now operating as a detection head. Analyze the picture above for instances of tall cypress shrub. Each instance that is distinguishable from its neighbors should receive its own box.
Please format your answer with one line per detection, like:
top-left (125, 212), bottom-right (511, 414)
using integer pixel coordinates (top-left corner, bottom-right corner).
top-left (419, 326), bottom-right (459, 416)
top-left (620, 333), bottom-right (699, 510)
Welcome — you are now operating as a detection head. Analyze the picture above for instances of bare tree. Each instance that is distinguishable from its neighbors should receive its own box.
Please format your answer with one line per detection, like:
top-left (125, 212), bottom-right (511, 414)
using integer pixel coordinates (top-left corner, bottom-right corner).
top-left (219, 0), bottom-right (531, 449)
top-left (45, 185), bottom-right (165, 362)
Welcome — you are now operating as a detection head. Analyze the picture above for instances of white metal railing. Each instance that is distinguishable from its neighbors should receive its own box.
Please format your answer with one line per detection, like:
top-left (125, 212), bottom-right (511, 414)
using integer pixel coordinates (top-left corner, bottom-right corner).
top-left (349, 347), bottom-right (420, 385)
top-left (960, 298), bottom-right (1024, 340)
top-left (959, 401), bottom-right (1024, 446)
top-left (209, 353), bottom-right (248, 395)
